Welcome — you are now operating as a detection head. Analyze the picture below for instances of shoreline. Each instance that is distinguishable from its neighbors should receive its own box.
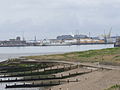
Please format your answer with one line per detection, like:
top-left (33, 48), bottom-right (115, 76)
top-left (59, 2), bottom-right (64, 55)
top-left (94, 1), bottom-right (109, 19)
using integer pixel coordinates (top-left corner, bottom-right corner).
top-left (0, 46), bottom-right (120, 90)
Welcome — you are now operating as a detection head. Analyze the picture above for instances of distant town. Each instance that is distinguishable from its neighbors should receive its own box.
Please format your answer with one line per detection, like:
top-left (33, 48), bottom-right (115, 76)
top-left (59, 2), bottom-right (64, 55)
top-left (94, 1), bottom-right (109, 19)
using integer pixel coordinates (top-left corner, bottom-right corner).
top-left (0, 33), bottom-right (120, 47)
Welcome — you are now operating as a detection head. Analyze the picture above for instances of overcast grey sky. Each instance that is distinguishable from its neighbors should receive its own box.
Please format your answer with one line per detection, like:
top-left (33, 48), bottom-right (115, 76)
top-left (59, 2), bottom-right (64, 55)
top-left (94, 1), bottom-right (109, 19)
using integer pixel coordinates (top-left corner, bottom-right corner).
top-left (0, 0), bottom-right (120, 40)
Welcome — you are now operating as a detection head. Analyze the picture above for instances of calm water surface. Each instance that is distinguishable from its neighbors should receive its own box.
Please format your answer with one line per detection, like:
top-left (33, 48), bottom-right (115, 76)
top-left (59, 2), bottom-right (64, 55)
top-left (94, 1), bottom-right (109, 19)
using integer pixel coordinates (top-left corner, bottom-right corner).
top-left (0, 44), bottom-right (114, 90)
top-left (0, 44), bottom-right (114, 62)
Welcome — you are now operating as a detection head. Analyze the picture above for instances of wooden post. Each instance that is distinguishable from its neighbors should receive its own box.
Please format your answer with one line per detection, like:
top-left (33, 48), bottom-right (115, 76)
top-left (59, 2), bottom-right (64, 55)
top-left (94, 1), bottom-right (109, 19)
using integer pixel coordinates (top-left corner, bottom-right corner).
top-left (50, 66), bottom-right (52, 70)
top-left (59, 88), bottom-right (62, 90)
top-left (76, 79), bottom-right (78, 82)
top-left (77, 64), bottom-right (79, 68)
top-left (50, 81), bottom-right (52, 85)
top-left (41, 81), bottom-right (43, 85)
top-left (23, 77), bottom-right (25, 80)
top-left (67, 79), bottom-right (69, 83)
top-left (57, 66), bottom-right (59, 69)
top-left (59, 80), bottom-right (61, 84)
top-left (61, 74), bottom-right (63, 78)
top-left (70, 65), bottom-right (72, 69)
top-left (69, 73), bottom-right (71, 76)
top-left (53, 75), bottom-right (56, 78)
top-left (64, 65), bottom-right (65, 69)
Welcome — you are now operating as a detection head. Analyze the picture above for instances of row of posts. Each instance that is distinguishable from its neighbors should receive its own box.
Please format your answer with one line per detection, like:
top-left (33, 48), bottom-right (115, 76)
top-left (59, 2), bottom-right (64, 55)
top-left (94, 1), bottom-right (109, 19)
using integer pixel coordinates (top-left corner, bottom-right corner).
top-left (2, 64), bottom-right (79, 78)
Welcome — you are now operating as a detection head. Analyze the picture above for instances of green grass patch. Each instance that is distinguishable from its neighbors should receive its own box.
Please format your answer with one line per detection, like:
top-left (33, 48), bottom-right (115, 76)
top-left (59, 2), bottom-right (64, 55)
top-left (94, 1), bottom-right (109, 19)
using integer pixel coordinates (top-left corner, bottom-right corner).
top-left (105, 84), bottom-right (120, 90)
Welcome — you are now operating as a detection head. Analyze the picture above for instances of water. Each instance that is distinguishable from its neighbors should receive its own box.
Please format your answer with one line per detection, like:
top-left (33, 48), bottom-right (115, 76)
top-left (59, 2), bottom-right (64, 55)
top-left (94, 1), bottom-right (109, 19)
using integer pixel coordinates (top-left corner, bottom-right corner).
top-left (0, 44), bottom-right (114, 90)
top-left (0, 44), bottom-right (114, 62)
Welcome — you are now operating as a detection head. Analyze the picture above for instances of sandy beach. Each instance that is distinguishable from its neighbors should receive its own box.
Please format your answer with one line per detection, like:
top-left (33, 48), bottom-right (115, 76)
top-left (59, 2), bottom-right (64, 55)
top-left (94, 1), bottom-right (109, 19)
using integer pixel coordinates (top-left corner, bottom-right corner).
top-left (48, 69), bottom-right (120, 90)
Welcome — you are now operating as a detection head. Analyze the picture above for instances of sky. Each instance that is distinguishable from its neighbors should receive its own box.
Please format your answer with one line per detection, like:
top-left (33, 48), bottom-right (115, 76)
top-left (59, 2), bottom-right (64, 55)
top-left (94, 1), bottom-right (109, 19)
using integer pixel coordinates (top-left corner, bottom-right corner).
top-left (0, 0), bottom-right (120, 40)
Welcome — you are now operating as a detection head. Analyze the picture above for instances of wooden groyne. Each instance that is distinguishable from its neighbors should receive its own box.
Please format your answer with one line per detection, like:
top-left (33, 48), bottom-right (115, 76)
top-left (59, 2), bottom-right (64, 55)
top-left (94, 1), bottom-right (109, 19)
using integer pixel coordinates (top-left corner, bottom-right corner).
top-left (5, 80), bottom-right (79, 88)
top-left (0, 65), bottom-right (78, 78)
top-left (0, 71), bottom-right (91, 83)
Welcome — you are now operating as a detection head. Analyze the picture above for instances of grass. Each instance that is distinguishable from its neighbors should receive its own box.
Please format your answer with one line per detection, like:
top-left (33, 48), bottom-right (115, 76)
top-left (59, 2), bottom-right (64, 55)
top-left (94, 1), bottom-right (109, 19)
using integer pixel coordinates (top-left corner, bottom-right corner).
top-left (105, 84), bottom-right (120, 90)
top-left (24, 47), bottom-right (120, 65)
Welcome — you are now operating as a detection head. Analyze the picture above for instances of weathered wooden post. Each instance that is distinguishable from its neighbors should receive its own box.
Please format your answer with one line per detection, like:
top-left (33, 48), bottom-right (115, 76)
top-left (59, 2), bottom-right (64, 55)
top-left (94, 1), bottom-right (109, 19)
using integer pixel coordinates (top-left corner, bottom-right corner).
top-left (32, 82), bottom-right (34, 85)
top-left (50, 81), bottom-right (52, 85)
top-left (59, 80), bottom-right (61, 84)
top-left (76, 79), bottom-right (78, 82)
top-left (53, 75), bottom-right (56, 78)
top-left (77, 64), bottom-right (79, 68)
top-left (70, 65), bottom-right (72, 69)
top-left (39, 76), bottom-right (40, 79)
top-left (6, 84), bottom-right (7, 87)
top-left (61, 74), bottom-right (63, 78)
top-left (59, 88), bottom-right (62, 90)
top-left (69, 73), bottom-right (71, 76)
top-left (15, 78), bottom-right (17, 81)
top-left (50, 66), bottom-right (52, 70)
top-left (64, 65), bottom-right (65, 69)
top-left (57, 66), bottom-right (59, 69)
top-left (41, 81), bottom-right (43, 85)
top-left (23, 77), bottom-right (25, 80)
top-left (11, 73), bottom-right (12, 76)
top-left (67, 79), bottom-right (69, 83)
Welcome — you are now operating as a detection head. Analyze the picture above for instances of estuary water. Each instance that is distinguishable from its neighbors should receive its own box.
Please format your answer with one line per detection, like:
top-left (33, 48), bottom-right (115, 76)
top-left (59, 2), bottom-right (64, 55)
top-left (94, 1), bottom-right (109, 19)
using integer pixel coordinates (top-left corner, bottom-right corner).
top-left (0, 44), bottom-right (114, 62)
top-left (0, 44), bottom-right (114, 90)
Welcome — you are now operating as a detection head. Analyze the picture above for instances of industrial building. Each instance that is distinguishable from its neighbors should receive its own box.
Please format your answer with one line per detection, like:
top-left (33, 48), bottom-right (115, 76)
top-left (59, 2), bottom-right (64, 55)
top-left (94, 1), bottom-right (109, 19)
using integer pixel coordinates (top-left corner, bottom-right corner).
top-left (0, 37), bottom-right (27, 47)
top-left (56, 34), bottom-right (88, 40)
top-left (114, 36), bottom-right (120, 47)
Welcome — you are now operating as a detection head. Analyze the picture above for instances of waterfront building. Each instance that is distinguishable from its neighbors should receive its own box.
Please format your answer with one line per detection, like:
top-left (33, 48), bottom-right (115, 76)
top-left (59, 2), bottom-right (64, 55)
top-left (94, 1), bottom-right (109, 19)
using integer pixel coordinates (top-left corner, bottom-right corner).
top-left (106, 36), bottom-right (117, 43)
top-left (114, 36), bottom-right (120, 47)
top-left (74, 35), bottom-right (88, 39)
top-left (0, 36), bottom-right (27, 47)
top-left (57, 35), bottom-right (73, 40)
top-left (56, 34), bottom-right (88, 40)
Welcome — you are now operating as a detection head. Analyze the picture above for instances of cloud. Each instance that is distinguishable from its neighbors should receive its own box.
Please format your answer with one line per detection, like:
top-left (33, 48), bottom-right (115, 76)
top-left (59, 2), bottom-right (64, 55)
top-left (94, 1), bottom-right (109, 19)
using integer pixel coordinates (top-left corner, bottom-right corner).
top-left (0, 0), bottom-right (120, 39)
